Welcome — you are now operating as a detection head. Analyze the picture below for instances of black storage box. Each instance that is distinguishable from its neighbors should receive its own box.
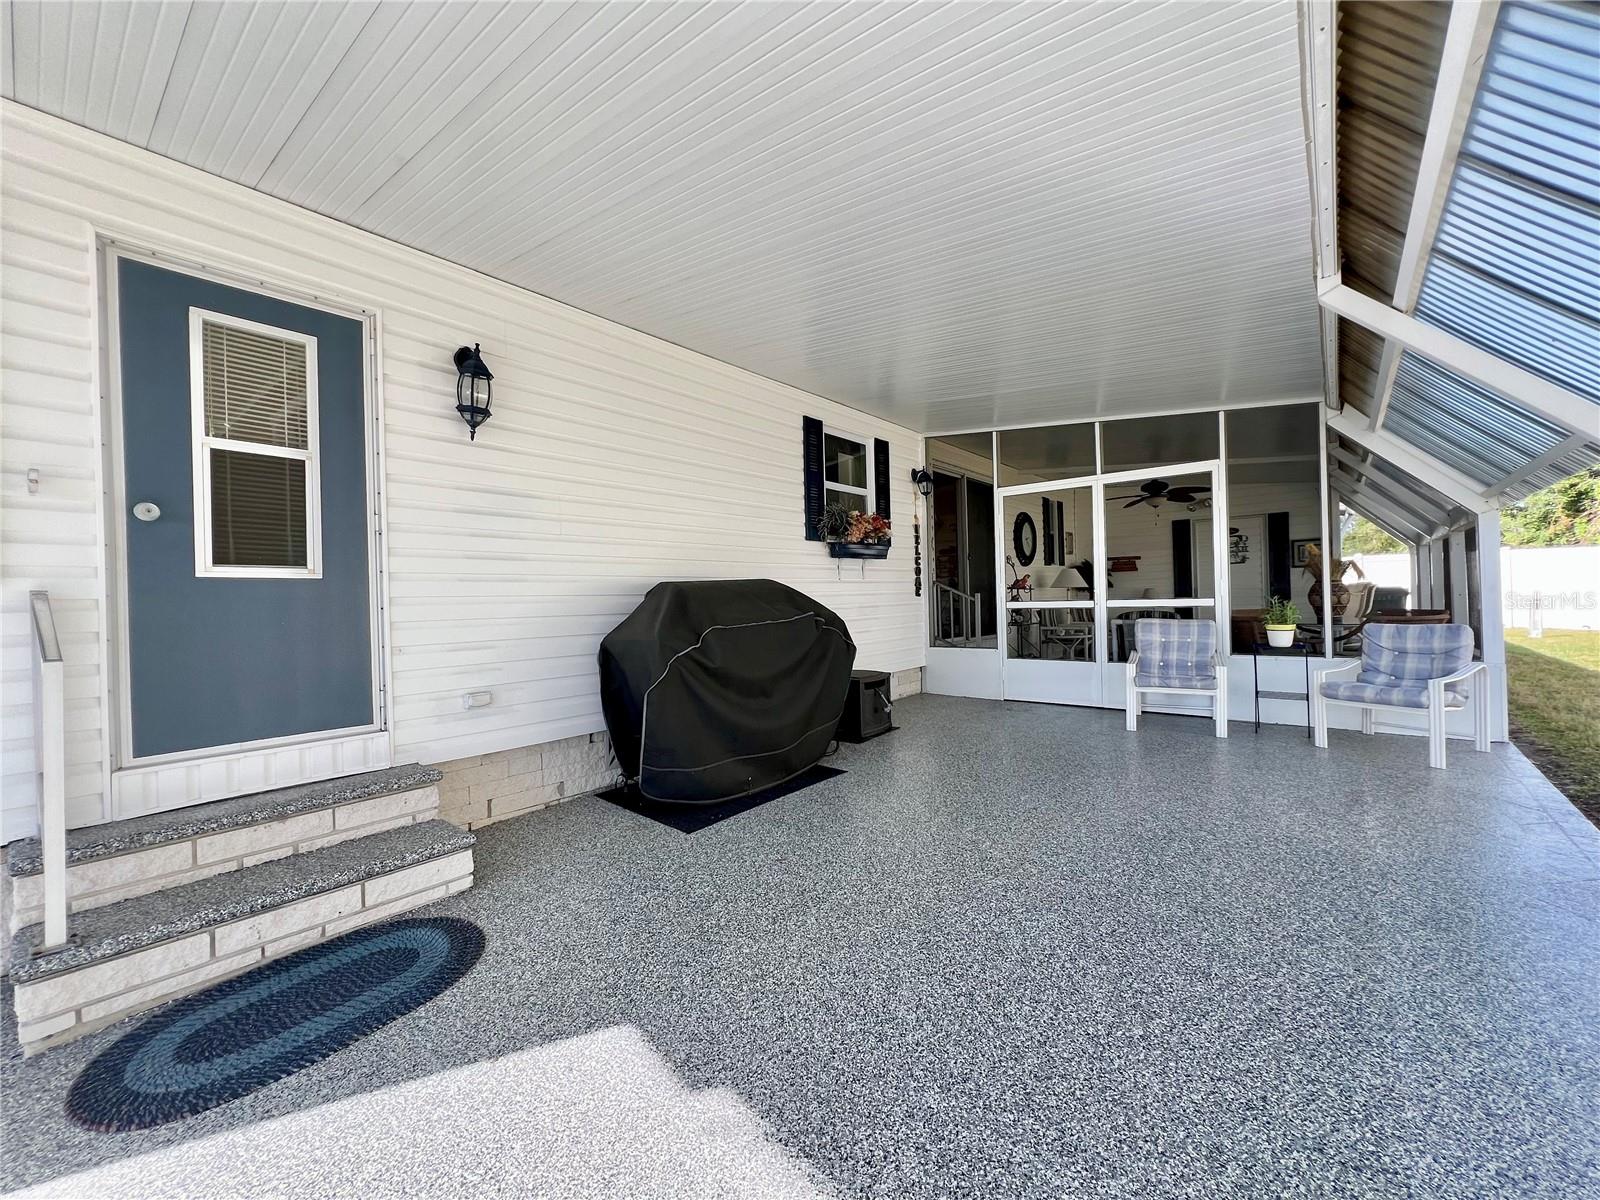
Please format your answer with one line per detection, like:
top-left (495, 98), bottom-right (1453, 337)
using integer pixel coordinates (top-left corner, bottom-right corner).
top-left (837, 669), bottom-right (893, 742)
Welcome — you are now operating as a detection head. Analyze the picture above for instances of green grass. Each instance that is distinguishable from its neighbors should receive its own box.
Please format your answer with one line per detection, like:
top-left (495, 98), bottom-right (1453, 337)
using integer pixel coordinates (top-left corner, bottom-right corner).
top-left (1504, 629), bottom-right (1600, 812)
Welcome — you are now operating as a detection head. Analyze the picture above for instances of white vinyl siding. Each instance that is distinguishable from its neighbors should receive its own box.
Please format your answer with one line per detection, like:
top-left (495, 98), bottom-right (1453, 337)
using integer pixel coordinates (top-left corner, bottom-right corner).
top-left (0, 103), bottom-right (925, 838)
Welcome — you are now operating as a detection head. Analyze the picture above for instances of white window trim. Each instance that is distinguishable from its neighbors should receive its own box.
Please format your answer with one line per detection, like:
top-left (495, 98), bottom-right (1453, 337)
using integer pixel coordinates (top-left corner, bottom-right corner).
top-left (189, 307), bottom-right (323, 579)
top-left (822, 423), bottom-right (876, 514)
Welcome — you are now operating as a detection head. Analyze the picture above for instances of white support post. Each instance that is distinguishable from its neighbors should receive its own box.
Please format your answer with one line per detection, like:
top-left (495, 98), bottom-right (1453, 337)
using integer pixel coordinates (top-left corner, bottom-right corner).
top-left (1447, 529), bottom-right (1471, 633)
top-left (1322, 493), bottom-right (1335, 654)
top-left (1091, 475), bottom-right (1109, 692)
top-left (991, 433), bottom-right (1006, 681)
top-left (1440, 544), bottom-right (1452, 620)
top-left (1215, 411), bottom-right (1231, 659)
top-left (1476, 509), bottom-right (1509, 741)
top-left (1318, 405), bottom-right (1335, 654)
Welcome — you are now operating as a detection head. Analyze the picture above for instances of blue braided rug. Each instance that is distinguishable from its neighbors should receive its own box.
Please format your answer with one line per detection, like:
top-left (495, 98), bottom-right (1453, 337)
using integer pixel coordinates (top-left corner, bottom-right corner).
top-left (66, 916), bottom-right (484, 1132)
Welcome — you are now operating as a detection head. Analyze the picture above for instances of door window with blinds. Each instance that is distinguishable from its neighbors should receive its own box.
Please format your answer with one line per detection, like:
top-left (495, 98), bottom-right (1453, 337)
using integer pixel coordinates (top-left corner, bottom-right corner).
top-left (188, 309), bottom-right (321, 577)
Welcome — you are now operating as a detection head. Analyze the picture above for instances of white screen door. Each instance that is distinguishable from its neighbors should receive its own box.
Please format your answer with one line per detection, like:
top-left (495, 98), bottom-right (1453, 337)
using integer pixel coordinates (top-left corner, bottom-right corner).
top-left (1099, 463), bottom-right (1225, 712)
top-left (996, 461), bottom-right (1227, 712)
top-left (998, 481), bottom-right (1100, 705)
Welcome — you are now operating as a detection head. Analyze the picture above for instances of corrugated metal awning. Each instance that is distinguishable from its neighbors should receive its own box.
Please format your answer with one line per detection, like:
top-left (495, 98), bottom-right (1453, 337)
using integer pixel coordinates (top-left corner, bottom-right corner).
top-left (1385, 351), bottom-right (1574, 485)
top-left (1334, 1), bottom-right (1451, 300)
top-left (1415, 0), bottom-right (1600, 395)
top-left (1336, 0), bottom-right (1600, 504)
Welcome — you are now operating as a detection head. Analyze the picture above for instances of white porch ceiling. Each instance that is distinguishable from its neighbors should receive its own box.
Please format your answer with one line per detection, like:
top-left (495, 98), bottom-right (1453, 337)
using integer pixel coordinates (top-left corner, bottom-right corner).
top-left (2, 0), bottom-right (1324, 433)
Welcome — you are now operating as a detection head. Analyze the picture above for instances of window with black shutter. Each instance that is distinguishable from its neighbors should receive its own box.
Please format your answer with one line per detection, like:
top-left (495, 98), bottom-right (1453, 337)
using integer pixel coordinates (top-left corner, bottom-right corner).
top-left (803, 418), bottom-right (889, 538)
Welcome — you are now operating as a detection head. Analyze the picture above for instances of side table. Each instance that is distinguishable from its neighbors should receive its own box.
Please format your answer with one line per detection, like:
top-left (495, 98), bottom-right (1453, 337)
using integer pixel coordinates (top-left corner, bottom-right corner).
top-left (1250, 642), bottom-right (1315, 737)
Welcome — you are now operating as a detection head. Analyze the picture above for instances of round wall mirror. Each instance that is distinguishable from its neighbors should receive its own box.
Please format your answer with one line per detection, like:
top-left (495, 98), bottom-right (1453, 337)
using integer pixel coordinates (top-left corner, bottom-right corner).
top-left (1012, 513), bottom-right (1038, 565)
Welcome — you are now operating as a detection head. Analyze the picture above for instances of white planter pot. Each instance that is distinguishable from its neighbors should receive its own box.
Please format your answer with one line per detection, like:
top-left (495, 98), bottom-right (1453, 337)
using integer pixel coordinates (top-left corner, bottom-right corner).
top-left (1265, 626), bottom-right (1296, 649)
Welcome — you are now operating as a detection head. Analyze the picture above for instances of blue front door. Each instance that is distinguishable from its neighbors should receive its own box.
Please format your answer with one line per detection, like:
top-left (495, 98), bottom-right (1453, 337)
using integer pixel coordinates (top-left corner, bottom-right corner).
top-left (118, 259), bottom-right (375, 759)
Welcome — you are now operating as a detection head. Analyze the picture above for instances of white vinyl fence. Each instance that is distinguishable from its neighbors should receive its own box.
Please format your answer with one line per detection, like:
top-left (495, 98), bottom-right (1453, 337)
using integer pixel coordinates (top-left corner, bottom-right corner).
top-left (1350, 545), bottom-right (1599, 631)
top-left (1345, 552), bottom-right (1411, 594)
top-left (1500, 545), bottom-right (1600, 632)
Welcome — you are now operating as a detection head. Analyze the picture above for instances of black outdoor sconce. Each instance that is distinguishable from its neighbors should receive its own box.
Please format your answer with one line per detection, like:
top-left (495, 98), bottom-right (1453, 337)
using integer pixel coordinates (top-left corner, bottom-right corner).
top-left (910, 467), bottom-right (934, 497)
top-left (454, 343), bottom-right (493, 440)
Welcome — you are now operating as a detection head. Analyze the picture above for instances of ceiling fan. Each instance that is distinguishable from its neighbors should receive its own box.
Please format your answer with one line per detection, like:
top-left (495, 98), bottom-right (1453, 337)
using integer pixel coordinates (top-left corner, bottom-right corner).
top-left (1108, 478), bottom-right (1212, 508)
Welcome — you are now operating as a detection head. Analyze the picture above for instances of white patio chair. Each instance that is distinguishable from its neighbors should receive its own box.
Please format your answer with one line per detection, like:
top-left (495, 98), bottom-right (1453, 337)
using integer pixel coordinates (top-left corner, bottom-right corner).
top-left (1313, 623), bottom-right (1490, 769)
top-left (1125, 618), bottom-right (1227, 738)
top-left (1039, 608), bottom-right (1093, 661)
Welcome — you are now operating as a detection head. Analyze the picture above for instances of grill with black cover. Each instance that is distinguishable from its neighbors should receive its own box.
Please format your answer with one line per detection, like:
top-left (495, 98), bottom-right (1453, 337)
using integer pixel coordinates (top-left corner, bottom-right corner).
top-left (599, 580), bottom-right (856, 804)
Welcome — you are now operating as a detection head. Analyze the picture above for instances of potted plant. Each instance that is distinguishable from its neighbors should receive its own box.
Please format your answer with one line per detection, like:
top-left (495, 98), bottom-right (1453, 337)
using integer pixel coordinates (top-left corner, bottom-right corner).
top-left (817, 502), bottom-right (854, 542)
top-left (1263, 596), bottom-right (1299, 648)
top-left (820, 503), bottom-right (891, 558)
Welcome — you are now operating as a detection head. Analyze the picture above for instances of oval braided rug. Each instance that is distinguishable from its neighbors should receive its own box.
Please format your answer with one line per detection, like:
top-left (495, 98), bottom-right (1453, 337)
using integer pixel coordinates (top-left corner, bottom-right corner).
top-left (67, 916), bottom-right (485, 1131)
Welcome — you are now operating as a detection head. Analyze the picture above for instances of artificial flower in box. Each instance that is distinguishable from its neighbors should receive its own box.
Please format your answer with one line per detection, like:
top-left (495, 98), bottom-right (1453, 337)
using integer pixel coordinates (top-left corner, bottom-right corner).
top-left (820, 503), bottom-right (891, 544)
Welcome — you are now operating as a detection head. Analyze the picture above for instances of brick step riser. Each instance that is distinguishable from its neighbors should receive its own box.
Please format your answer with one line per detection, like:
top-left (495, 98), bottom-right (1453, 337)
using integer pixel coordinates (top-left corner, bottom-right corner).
top-left (5, 786), bottom-right (441, 934)
top-left (15, 847), bottom-right (474, 1054)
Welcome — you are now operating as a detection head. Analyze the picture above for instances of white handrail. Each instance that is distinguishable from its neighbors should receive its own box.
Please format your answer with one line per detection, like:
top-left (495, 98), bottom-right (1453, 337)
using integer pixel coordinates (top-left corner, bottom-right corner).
top-left (932, 583), bottom-right (979, 644)
top-left (30, 591), bottom-right (68, 949)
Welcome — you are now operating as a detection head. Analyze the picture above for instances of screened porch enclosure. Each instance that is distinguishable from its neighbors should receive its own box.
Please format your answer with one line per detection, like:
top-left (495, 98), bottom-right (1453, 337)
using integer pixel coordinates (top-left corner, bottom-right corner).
top-left (922, 400), bottom-right (1511, 741)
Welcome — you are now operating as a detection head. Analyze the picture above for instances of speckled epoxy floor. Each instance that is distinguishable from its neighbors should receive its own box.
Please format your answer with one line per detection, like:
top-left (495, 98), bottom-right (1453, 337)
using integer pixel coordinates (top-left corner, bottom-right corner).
top-left (4, 695), bottom-right (1598, 1199)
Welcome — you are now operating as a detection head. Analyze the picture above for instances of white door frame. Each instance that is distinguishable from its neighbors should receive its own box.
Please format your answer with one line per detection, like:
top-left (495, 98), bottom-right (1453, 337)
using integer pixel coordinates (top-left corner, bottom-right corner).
top-left (926, 466), bottom-right (983, 637)
top-left (996, 458), bottom-right (1227, 712)
top-left (98, 240), bottom-right (393, 819)
top-left (996, 475), bottom-right (1101, 706)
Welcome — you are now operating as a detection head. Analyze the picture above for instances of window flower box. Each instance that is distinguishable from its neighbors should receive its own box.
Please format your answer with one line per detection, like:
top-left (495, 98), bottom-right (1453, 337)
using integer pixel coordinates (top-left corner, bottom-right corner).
top-left (827, 540), bottom-right (891, 559)
top-left (818, 504), bottom-right (890, 559)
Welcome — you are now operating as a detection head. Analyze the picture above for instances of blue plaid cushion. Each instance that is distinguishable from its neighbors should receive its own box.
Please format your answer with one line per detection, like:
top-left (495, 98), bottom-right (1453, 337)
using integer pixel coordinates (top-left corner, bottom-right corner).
top-left (1321, 679), bottom-right (1466, 709)
top-left (1358, 623), bottom-right (1473, 686)
top-left (1319, 623), bottom-right (1475, 709)
top-left (1133, 619), bottom-right (1217, 689)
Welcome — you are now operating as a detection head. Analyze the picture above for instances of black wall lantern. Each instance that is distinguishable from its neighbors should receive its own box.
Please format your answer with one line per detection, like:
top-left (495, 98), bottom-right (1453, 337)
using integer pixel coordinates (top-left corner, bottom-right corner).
top-left (454, 343), bottom-right (493, 440)
top-left (909, 468), bottom-right (934, 597)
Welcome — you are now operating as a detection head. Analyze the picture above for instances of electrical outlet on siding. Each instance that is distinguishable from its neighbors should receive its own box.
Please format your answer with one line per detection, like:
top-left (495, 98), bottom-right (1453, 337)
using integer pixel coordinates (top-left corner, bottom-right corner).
top-left (461, 691), bottom-right (493, 711)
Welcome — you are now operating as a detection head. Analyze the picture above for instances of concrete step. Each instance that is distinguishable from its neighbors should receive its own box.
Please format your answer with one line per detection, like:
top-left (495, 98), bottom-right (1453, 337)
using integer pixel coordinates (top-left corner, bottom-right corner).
top-left (4, 765), bottom-right (444, 930)
top-left (9, 819), bottom-right (476, 1053)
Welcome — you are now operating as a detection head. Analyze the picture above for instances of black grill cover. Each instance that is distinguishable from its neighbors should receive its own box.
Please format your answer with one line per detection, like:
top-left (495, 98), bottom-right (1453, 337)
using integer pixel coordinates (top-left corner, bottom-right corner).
top-left (599, 580), bottom-right (856, 803)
